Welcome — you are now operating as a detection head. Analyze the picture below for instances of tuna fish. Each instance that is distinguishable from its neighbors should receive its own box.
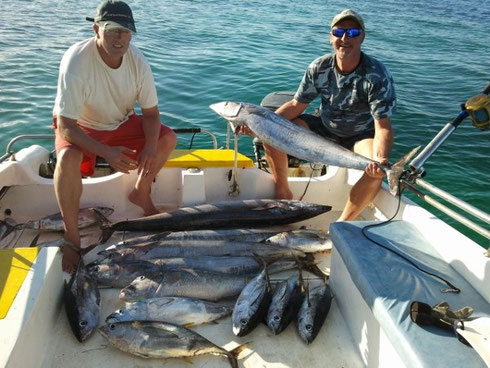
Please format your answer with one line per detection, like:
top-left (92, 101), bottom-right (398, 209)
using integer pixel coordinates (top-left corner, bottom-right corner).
top-left (296, 282), bottom-right (332, 344)
top-left (106, 296), bottom-right (234, 326)
top-left (266, 273), bottom-right (304, 335)
top-left (100, 199), bottom-right (331, 243)
top-left (263, 228), bottom-right (332, 253)
top-left (210, 101), bottom-right (420, 195)
top-left (98, 321), bottom-right (246, 367)
top-left (119, 270), bottom-right (254, 302)
top-left (64, 260), bottom-right (100, 342)
top-left (231, 263), bottom-right (271, 337)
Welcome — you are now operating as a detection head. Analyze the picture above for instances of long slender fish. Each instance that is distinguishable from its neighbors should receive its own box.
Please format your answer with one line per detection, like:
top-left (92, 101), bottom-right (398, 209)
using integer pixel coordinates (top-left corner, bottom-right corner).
top-left (94, 239), bottom-right (306, 264)
top-left (296, 282), bottom-right (332, 344)
top-left (210, 101), bottom-right (420, 195)
top-left (103, 228), bottom-right (287, 252)
top-left (98, 321), bottom-right (246, 367)
top-left (64, 260), bottom-right (100, 342)
top-left (17, 207), bottom-right (114, 231)
top-left (106, 296), bottom-right (234, 326)
top-left (100, 199), bottom-right (331, 242)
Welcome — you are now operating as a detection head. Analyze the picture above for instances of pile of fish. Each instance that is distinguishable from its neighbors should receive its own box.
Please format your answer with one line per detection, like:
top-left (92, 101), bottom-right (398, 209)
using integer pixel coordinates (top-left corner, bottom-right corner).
top-left (61, 199), bottom-right (334, 366)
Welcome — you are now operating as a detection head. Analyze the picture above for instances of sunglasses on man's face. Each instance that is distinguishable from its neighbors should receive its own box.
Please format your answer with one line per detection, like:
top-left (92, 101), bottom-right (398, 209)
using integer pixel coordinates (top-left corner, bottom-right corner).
top-left (331, 28), bottom-right (362, 38)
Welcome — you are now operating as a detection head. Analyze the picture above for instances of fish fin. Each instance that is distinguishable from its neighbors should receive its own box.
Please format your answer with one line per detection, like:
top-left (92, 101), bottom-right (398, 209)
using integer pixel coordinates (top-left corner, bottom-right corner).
top-left (387, 146), bottom-right (421, 196)
top-left (181, 268), bottom-right (199, 277)
top-left (29, 233), bottom-right (41, 247)
top-left (182, 357), bottom-right (194, 364)
top-left (227, 343), bottom-right (249, 368)
top-left (99, 226), bottom-right (114, 244)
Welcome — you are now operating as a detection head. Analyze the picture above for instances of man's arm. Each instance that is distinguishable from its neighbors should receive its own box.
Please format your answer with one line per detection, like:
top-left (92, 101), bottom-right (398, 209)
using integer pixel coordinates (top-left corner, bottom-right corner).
top-left (138, 105), bottom-right (162, 176)
top-left (275, 99), bottom-right (309, 121)
top-left (366, 117), bottom-right (393, 178)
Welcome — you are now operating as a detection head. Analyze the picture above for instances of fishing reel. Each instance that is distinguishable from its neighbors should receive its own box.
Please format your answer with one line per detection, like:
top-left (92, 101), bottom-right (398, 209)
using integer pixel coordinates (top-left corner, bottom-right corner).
top-left (465, 93), bottom-right (490, 130)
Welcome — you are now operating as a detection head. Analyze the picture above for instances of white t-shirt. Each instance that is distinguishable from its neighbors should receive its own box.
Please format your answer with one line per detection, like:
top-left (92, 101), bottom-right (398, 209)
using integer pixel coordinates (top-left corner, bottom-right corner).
top-left (53, 37), bottom-right (158, 130)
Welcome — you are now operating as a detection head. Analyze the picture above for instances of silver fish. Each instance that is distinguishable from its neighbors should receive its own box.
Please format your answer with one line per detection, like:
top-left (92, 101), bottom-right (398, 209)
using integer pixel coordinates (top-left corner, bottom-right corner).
top-left (88, 257), bottom-right (304, 288)
top-left (264, 229), bottom-right (332, 253)
top-left (296, 282), bottom-right (332, 344)
top-left (95, 239), bottom-right (306, 264)
top-left (104, 228), bottom-right (287, 252)
top-left (106, 296), bottom-right (233, 326)
top-left (232, 263), bottom-right (271, 337)
top-left (64, 260), bottom-right (100, 342)
top-left (119, 270), bottom-right (254, 302)
top-left (98, 321), bottom-right (246, 367)
top-left (18, 207), bottom-right (113, 231)
top-left (266, 273), bottom-right (304, 335)
top-left (210, 101), bottom-right (420, 195)
top-left (100, 199), bottom-right (331, 242)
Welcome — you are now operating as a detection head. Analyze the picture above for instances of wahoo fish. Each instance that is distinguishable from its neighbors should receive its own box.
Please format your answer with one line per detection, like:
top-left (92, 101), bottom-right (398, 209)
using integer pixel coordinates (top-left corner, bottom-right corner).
top-left (266, 273), bottom-right (304, 335)
top-left (17, 207), bottom-right (113, 231)
top-left (232, 263), bottom-right (271, 337)
top-left (210, 101), bottom-right (420, 195)
top-left (106, 296), bottom-right (233, 326)
top-left (100, 199), bottom-right (331, 242)
top-left (296, 282), bottom-right (332, 344)
top-left (119, 270), bottom-right (254, 302)
top-left (94, 239), bottom-right (306, 264)
top-left (104, 228), bottom-right (287, 252)
top-left (64, 260), bottom-right (100, 342)
top-left (98, 321), bottom-right (246, 367)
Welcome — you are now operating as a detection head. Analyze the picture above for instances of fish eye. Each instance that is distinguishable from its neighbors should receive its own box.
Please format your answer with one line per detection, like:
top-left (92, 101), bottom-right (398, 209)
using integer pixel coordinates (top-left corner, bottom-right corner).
top-left (240, 319), bottom-right (248, 326)
top-left (79, 320), bottom-right (87, 327)
top-left (139, 276), bottom-right (146, 280)
top-left (306, 324), bottom-right (313, 331)
top-left (110, 324), bottom-right (116, 330)
top-left (273, 315), bottom-right (280, 321)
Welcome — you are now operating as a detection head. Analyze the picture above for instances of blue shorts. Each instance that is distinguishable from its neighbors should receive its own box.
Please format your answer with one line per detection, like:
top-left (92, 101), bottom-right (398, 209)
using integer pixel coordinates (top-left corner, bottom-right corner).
top-left (298, 114), bottom-right (375, 150)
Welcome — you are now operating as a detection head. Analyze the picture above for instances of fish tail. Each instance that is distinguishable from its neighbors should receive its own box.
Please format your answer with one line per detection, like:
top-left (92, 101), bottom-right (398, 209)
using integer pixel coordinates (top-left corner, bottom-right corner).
top-left (99, 226), bottom-right (114, 244)
top-left (29, 233), bottom-right (41, 247)
top-left (226, 343), bottom-right (248, 368)
top-left (387, 146), bottom-right (420, 196)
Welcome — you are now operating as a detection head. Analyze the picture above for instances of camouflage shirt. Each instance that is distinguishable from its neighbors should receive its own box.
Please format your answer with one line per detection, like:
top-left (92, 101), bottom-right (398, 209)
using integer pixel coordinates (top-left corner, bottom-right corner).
top-left (294, 52), bottom-right (396, 138)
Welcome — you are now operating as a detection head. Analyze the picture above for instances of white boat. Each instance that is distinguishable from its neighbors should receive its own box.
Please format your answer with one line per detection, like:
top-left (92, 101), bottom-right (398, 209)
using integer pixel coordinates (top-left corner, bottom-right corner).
top-left (0, 91), bottom-right (489, 368)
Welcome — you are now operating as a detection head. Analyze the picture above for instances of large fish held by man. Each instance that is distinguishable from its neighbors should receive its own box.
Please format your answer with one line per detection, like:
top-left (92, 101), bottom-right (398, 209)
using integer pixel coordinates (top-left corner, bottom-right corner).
top-left (210, 102), bottom-right (420, 196)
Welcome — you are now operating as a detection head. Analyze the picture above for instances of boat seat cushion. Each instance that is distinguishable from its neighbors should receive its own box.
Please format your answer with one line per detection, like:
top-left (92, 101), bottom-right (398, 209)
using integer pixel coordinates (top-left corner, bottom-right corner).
top-left (330, 220), bottom-right (489, 368)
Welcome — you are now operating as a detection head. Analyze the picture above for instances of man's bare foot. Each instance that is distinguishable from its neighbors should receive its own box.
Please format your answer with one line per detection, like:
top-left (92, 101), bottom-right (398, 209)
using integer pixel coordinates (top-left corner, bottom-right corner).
top-left (129, 189), bottom-right (159, 216)
top-left (274, 184), bottom-right (293, 200)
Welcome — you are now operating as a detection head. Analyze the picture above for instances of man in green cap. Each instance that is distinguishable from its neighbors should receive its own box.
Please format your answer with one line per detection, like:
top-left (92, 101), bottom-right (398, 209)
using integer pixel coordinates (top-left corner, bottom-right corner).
top-left (53, 0), bottom-right (177, 273)
top-left (262, 9), bottom-right (396, 222)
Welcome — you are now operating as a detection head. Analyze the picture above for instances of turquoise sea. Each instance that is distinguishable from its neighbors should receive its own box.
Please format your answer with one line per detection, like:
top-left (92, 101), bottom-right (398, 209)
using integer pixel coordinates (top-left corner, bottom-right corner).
top-left (0, 0), bottom-right (489, 247)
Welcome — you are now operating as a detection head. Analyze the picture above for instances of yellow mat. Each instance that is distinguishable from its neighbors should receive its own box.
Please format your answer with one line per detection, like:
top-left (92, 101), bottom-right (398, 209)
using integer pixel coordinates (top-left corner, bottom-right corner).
top-left (0, 248), bottom-right (39, 319)
top-left (164, 149), bottom-right (254, 168)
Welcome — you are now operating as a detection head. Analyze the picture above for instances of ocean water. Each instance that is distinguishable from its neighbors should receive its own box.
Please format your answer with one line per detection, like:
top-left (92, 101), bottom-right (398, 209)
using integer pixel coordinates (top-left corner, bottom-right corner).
top-left (0, 0), bottom-right (489, 246)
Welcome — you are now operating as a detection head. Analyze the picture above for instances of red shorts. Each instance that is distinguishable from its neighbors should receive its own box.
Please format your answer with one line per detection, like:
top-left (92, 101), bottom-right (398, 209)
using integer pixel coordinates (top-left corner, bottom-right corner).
top-left (53, 114), bottom-right (173, 176)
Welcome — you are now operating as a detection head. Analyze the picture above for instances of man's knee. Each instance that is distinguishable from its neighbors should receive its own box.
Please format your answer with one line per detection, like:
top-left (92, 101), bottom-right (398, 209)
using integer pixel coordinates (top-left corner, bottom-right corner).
top-left (159, 129), bottom-right (177, 150)
top-left (56, 147), bottom-right (83, 169)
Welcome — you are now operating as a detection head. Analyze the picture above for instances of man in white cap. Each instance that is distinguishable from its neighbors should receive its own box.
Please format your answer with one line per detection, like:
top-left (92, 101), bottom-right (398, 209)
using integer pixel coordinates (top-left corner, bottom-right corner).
top-left (263, 9), bottom-right (396, 222)
top-left (53, 0), bottom-right (177, 273)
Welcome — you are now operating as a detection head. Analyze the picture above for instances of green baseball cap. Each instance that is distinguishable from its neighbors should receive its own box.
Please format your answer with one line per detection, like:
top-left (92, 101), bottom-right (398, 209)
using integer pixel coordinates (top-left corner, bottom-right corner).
top-left (86, 0), bottom-right (136, 33)
top-left (331, 9), bottom-right (365, 31)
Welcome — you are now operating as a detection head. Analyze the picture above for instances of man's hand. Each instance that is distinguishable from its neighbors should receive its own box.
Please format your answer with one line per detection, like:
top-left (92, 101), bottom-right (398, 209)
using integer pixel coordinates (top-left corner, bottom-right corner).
top-left (137, 144), bottom-right (158, 177)
top-left (62, 244), bottom-right (81, 274)
top-left (365, 160), bottom-right (387, 179)
top-left (103, 146), bottom-right (138, 173)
